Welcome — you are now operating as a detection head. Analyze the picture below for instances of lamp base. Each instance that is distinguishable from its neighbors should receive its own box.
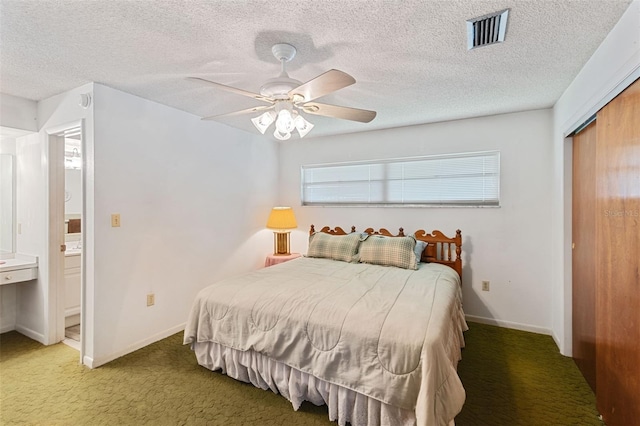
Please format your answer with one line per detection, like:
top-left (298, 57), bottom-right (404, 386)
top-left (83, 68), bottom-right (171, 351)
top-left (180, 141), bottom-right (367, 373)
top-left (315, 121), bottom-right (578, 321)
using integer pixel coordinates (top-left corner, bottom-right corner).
top-left (273, 231), bottom-right (291, 255)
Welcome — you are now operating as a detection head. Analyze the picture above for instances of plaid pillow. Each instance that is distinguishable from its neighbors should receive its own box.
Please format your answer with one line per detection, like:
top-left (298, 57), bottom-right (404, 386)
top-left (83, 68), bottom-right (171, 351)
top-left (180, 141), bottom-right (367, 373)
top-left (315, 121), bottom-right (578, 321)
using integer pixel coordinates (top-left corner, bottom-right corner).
top-left (307, 232), bottom-right (361, 263)
top-left (359, 235), bottom-right (418, 270)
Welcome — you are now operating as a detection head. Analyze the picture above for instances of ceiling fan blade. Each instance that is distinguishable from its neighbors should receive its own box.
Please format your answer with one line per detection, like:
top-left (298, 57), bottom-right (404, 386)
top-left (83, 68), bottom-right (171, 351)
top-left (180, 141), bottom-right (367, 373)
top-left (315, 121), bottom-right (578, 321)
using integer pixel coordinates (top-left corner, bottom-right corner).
top-left (202, 105), bottom-right (274, 120)
top-left (289, 69), bottom-right (356, 103)
top-left (187, 77), bottom-right (273, 103)
top-left (301, 102), bottom-right (377, 123)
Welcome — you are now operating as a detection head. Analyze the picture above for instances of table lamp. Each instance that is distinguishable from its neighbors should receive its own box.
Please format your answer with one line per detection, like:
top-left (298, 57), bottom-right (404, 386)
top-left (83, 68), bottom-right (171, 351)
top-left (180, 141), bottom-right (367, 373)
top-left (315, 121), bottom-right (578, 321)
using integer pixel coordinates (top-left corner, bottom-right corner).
top-left (266, 206), bottom-right (297, 255)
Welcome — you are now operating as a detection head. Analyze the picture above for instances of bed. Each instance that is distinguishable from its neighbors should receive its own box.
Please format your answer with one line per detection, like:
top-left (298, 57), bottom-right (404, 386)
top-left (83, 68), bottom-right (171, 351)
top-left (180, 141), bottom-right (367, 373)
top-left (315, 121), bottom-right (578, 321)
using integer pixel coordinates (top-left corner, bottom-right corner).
top-left (184, 226), bottom-right (467, 426)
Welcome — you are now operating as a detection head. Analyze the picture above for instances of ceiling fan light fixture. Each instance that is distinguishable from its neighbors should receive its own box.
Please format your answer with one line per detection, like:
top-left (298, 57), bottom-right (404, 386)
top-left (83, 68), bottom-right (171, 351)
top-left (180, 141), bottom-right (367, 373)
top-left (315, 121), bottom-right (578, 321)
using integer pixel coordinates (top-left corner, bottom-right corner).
top-left (294, 115), bottom-right (314, 138)
top-left (275, 109), bottom-right (295, 134)
top-left (252, 107), bottom-right (314, 139)
top-left (273, 128), bottom-right (291, 140)
top-left (251, 111), bottom-right (276, 134)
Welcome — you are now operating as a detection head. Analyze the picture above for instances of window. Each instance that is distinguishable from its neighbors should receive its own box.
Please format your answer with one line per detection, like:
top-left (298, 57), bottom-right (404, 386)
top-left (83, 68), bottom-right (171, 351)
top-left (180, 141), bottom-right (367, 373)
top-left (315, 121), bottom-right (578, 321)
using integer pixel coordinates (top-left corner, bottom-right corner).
top-left (301, 151), bottom-right (500, 207)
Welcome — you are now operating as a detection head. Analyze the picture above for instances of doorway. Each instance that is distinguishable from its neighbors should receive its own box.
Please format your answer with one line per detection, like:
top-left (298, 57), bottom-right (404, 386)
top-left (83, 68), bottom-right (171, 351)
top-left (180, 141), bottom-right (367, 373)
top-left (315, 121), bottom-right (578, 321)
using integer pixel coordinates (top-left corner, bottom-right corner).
top-left (62, 130), bottom-right (82, 350)
top-left (47, 123), bottom-right (84, 357)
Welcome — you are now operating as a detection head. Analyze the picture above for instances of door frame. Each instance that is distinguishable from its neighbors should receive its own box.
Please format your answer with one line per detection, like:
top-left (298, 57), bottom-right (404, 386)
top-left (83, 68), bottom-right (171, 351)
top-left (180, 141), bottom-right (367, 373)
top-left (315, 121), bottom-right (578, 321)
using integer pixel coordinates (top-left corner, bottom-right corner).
top-left (46, 120), bottom-right (85, 363)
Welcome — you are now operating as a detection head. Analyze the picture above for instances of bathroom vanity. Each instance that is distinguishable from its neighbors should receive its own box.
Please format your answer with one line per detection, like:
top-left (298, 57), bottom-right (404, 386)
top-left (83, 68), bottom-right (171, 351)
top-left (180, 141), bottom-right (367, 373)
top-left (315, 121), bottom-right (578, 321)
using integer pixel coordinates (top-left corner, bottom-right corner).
top-left (0, 255), bottom-right (38, 285)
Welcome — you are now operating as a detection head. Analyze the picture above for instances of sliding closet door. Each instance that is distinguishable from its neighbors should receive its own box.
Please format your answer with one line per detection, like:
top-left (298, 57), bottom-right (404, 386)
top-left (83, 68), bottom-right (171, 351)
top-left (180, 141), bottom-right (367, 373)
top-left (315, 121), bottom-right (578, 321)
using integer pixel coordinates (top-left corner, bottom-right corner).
top-left (572, 121), bottom-right (597, 392)
top-left (595, 78), bottom-right (640, 425)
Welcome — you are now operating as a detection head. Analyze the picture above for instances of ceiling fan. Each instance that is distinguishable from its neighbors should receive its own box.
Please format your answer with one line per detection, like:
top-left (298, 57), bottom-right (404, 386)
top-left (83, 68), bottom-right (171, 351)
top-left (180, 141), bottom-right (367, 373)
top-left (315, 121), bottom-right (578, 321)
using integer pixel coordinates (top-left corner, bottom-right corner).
top-left (187, 43), bottom-right (376, 140)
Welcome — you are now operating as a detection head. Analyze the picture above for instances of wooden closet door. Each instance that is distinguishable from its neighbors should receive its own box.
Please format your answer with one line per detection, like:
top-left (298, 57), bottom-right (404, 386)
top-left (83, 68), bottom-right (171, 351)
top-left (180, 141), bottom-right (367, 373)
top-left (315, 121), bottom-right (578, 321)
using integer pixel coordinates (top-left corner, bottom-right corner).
top-left (595, 78), bottom-right (640, 425)
top-left (572, 121), bottom-right (597, 392)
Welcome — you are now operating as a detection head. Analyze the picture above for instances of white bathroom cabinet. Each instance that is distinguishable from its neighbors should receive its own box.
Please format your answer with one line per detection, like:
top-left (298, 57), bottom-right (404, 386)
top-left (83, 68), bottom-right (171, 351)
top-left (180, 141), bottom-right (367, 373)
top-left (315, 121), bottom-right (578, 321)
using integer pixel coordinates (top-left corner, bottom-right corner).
top-left (64, 253), bottom-right (81, 328)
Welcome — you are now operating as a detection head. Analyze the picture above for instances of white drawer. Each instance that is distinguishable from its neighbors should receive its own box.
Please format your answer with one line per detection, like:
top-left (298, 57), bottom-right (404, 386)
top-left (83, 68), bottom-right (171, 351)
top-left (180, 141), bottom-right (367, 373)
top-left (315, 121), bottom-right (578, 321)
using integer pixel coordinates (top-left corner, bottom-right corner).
top-left (0, 267), bottom-right (37, 285)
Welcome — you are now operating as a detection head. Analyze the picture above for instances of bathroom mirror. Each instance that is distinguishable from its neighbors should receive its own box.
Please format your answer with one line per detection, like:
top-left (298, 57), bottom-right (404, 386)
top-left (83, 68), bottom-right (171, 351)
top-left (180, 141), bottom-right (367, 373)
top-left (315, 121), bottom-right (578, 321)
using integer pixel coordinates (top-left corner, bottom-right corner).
top-left (65, 137), bottom-right (82, 235)
top-left (0, 154), bottom-right (15, 255)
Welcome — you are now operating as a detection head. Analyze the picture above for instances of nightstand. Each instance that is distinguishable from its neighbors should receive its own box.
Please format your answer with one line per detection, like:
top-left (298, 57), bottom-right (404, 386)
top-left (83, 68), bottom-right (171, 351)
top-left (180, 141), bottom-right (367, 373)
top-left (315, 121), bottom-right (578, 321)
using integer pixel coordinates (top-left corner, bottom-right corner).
top-left (265, 253), bottom-right (301, 267)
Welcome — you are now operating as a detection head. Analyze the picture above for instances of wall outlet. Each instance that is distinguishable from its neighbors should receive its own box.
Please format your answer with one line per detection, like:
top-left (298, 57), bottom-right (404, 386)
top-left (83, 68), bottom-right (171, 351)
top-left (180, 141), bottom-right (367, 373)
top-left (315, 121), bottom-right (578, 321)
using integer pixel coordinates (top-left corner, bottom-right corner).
top-left (146, 293), bottom-right (155, 307)
top-left (111, 213), bottom-right (121, 227)
top-left (482, 280), bottom-right (490, 291)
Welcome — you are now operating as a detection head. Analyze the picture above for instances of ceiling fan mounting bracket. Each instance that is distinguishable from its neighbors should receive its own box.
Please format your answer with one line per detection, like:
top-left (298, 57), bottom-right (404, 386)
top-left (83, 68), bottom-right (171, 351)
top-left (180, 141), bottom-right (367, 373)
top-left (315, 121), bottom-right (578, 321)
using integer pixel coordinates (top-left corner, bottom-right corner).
top-left (260, 76), bottom-right (303, 98)
top-left (258, 43), bottom-right (302, 98)
top-left (272, 43), bottom-right (297, 63)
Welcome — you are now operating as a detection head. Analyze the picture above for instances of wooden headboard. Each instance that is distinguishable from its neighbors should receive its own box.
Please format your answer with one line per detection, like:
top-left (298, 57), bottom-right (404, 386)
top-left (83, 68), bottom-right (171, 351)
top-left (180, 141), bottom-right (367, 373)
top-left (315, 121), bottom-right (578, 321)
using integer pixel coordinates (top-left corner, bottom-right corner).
top-left (309, 225), bottom-right (462, 279)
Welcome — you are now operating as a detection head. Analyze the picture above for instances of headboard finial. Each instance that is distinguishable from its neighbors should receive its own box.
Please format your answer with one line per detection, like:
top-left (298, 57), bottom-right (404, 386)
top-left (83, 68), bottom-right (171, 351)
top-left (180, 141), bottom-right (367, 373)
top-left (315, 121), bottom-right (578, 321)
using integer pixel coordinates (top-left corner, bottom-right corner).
top-left (310, 224), bottom-right (315, 235)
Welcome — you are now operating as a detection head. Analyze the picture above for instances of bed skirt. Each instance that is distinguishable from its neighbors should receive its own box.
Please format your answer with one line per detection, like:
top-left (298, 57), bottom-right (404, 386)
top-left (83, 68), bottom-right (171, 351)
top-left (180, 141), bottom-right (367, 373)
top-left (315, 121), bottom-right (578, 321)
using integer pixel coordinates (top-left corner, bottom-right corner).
top-left (192, 340), bottom-right (423, 426)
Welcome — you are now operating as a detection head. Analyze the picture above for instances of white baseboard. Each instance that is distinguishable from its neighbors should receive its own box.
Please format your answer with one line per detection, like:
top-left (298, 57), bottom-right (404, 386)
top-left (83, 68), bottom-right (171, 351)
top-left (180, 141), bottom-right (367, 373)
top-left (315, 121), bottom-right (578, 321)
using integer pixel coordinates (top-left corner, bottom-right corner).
top-left (0, 323), bottom-right (15, 334)
top-left (88, 322), bottom-right (186, 369)
top-left (465, 315), bottom-right (552, 336)
top-left (551, 330), bottom-right (572, 357)
top-left (65, 307), bottom-right (81, 317)
top-left (15, 324), bottom-right (46, 344)
top-left (65, 314), bottom-right (80, 328)
top-left (83, 355), bottom-right (95, 368)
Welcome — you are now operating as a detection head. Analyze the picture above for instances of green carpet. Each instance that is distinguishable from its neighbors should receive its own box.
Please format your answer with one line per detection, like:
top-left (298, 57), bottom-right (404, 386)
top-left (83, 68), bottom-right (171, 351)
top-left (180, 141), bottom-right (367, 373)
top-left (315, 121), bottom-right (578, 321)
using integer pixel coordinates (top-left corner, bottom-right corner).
top-left (0, 322), bottom-right (601, 425)
top-left (455, 323), bottom-right (602, 426)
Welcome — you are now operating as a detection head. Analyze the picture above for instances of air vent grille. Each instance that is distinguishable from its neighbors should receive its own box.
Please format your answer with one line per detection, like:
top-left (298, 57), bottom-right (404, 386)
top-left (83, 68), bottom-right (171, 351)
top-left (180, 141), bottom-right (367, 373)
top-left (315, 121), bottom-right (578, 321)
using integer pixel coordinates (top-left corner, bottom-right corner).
top-left (467, 9), bottom-right (509, 50)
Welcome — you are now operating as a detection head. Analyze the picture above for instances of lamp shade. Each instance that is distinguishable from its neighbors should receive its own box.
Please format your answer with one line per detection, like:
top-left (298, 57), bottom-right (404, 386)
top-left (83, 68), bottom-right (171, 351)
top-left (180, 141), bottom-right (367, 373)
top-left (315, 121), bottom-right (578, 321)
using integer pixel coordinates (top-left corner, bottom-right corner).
top-left (251, 111), bottom-right (276, 134)
top-left (294, 115), bottom-right (314, 138)
top-left (266, 207), bottom-right (297, 231)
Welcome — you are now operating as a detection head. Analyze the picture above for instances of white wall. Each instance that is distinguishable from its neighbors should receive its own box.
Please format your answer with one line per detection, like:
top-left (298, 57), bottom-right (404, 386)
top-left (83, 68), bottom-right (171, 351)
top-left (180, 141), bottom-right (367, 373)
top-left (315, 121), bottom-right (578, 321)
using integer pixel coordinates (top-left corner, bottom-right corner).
top-left (13, 82), bottom-right (278, 365)
top-left (6, 80), bottom-right (278, 365)
top-left (0, 138), bottom-right (17, 332)
top-left (0, 93), bottom-right (38, 338)
top-left (0, 93), bottom-right (37, 132)
top-left (280, 109), bottom-right (554, 333)
top-left (14, 132), bottom-right (47, 341)
top-left (64, 168), bottom-right (82, 215)
top-left (0, 138), bottom-right (17, 154)
top-left (89, 84), bottom-right (278, 366)
top-left (551, 0), bottom-right (640, 356)
top-left (13, 83), bottom-right (95, 345)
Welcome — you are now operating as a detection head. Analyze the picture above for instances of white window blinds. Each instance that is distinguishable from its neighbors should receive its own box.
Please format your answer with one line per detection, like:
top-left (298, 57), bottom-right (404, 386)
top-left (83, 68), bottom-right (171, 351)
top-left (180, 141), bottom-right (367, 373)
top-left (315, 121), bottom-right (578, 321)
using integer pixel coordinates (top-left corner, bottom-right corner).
top-left (301, 151), bottom-right (500, 207)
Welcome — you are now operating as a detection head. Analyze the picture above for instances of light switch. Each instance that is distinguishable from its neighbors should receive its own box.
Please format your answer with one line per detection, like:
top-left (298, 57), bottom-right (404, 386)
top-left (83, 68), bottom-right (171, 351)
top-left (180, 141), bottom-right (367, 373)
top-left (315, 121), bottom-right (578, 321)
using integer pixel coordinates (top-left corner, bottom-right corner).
top-left (111, 214), bottom-right (121, 227)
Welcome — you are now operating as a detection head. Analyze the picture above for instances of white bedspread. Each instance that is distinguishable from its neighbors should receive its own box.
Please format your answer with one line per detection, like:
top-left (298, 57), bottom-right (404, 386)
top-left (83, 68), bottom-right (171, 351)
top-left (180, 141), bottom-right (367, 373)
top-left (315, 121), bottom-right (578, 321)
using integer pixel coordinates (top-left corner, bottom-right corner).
top-left (184, 257), bottom-right (467, 425)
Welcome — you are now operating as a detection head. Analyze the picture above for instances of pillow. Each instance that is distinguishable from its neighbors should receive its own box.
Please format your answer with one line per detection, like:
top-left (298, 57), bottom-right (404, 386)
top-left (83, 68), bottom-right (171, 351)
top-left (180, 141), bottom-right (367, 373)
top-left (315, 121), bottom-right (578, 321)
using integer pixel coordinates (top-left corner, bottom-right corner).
top-left (414, 239), bottom-right (428, 264)
top-left (358, 234), bottom-right (418, 270)
top-left (306, 232), bottom-right (361, 263)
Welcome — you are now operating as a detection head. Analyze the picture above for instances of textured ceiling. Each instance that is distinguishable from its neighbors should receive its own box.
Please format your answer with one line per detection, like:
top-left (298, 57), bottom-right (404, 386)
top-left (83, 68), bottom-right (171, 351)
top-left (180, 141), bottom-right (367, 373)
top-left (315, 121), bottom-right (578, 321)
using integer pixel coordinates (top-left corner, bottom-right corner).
top-left (0, 0), bottom-right (633, 140)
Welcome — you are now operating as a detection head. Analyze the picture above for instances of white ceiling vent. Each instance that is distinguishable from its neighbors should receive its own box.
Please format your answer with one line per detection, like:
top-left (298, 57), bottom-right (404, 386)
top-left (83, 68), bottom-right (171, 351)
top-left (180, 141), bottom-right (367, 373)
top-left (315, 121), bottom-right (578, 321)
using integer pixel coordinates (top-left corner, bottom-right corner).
top-left (467, 9), bottom-right (509, 50)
